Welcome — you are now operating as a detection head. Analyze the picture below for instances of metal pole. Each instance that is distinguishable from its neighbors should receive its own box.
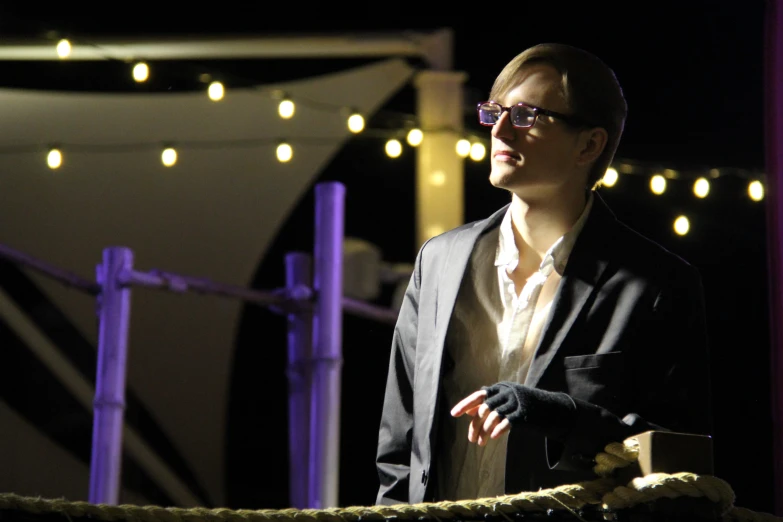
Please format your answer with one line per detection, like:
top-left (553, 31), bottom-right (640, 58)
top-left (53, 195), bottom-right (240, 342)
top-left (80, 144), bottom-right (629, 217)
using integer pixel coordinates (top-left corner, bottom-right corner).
top-left (764, 0), bottom-right (783, 514)
top-left (89, 247), bottom-right (134, 505)
top-left (285, 252), bottom-right (313, 509)
top-left (308, 182), bottom-right (345, 508)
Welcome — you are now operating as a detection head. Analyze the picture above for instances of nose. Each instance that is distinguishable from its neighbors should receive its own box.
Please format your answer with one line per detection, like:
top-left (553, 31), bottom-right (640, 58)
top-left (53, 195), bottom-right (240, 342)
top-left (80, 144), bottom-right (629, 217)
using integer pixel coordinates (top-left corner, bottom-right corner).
top-left (491, 110), bottom-right (516, 141)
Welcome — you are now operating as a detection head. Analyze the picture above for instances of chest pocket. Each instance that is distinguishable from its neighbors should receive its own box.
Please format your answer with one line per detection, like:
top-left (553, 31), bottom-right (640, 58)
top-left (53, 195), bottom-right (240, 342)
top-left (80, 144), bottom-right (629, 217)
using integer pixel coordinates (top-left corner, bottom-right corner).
top-left (563, 352), bottom-right (627, 409)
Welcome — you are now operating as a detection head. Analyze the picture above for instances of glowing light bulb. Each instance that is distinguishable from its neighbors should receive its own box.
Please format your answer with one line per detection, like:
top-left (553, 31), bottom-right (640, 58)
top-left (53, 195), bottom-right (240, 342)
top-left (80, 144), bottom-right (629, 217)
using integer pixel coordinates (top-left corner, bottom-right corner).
top-left (385, 139), bottom-right (402, 158)
top-left (469, 142), bottom-right (486, 161)
top-left (602, 168), bottom-right (618, 187)
top-left (278, 99), bottom-right (295, 119)
top-left (347, 113), bottom-right (364, 133)
top-left (161, 148), bottom-right (177, 167)
top-left (132, 62), bottom-right (149, 82)
top-left (674, 216), bottom-right (690, 236)
top-left (56, 39), bottom-right (71, 59)
top-left (208, 81), bottom-right (224, 101)
top-left (650, 174), bottom-right (666, 195)
top-left (277, 143), bottom-right (293, 163)
top-left (693, 177), bottom-right (710, 198)
top-left (748, 180), bottom-right (764, 201)
top-left (406, 128), bottom-right (423, 147)
top-left (47, 149), bottom-right (62, 169)
top-left (456, 139), bottom-right (471, 158)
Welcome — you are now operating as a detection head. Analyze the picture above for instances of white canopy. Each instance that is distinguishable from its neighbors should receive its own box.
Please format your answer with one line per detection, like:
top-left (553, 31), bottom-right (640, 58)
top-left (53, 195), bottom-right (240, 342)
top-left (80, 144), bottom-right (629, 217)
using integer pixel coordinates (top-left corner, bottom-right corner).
top-left (0, 57), bottom-right (415, 507)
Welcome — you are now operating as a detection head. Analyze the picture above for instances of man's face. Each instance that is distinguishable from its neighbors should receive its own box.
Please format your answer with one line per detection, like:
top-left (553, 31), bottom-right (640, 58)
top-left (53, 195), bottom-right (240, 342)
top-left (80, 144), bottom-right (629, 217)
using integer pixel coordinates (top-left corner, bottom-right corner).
top-left (488, 64), bottom-right (587, 198)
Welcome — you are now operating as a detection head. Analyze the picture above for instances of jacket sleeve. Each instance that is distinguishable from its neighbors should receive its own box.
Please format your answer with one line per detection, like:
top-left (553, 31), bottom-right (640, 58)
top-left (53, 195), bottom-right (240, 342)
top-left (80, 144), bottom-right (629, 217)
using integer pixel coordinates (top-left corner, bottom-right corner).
top-left (375, 243), bottom-right (427, 505)
top-left (549, 264), bottom-right (713, 471)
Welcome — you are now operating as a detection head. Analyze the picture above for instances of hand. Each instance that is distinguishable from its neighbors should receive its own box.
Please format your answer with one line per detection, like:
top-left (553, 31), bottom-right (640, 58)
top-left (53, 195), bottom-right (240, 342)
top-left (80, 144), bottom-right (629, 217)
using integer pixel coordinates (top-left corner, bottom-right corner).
top-left (450, 390), bottom-right (512, 446)
top-left (479, 382), bottom-right (578, 441)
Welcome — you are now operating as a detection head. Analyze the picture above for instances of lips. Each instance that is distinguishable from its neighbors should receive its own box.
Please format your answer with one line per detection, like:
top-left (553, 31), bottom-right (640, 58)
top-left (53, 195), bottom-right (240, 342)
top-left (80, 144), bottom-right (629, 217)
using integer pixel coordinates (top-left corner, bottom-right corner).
top-left (494, 150), bottom-right (521, 160)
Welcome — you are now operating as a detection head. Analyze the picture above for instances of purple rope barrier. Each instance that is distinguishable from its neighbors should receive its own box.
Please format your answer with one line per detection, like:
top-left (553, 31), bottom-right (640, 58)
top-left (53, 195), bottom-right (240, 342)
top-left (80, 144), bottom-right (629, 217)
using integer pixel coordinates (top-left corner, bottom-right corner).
top-left (3, 212), bottom-right (399, 509)
top-left (0, 241), bottom-right (398, 322)
top-left (119, 268), bottom-right (311, 312)
top-left (0, 243), bottom-right (100, 294)
top-left (122, 268), bottom-right (398, 323)
top-left (342, 296), bottom-right (398, 325)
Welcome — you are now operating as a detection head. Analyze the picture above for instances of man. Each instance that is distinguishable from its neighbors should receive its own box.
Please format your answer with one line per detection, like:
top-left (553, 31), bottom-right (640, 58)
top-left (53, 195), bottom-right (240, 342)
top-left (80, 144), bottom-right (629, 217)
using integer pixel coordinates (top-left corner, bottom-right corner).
top-left (375, 43), bottom-right (712, 505)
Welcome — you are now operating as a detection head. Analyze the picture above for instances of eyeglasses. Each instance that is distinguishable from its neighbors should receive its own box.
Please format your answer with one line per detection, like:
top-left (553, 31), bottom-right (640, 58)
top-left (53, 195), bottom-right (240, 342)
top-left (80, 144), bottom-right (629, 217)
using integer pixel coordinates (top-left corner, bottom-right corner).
top-left (476, 101), bottom-right (589, 129)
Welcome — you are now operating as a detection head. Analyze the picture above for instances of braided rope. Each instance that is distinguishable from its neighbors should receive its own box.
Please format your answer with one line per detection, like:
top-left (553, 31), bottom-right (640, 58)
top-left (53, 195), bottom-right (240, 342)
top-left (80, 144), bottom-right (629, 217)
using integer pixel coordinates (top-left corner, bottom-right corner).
top-left (0, 478), bottom-right (617, 522)
top-left (1, 473), bottom-right (780, 522)
top-left (1, 434), bottom-right (780, 522)
top-left (602, 472), bottom-right (736, 512)
top-left (593, 437), bottom-right (640, 477)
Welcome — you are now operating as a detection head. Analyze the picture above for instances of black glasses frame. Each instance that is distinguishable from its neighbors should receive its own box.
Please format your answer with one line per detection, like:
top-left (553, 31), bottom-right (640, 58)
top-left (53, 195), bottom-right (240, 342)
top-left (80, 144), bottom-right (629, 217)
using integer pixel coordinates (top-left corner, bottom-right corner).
top-left (476, 101), bottom-right (590, 129)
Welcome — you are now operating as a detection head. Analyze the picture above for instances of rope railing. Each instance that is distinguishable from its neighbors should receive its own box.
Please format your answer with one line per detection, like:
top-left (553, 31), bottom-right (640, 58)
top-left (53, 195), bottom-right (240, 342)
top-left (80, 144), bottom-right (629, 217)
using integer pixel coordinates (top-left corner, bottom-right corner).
top-left (1, 460), bottom-right (780, 522)
top-left (0, 182), bottom-right (405, 509)
top-left (119, 267), bottom-right (310, 310)
top-left (0, 242), bottom-right (101, 294)
top-left (4, 432), bottom-right (781, 521)
top-left (0, 243), bottom-right (400, 322)
top-left (342, 296), bottom-right (398, 325)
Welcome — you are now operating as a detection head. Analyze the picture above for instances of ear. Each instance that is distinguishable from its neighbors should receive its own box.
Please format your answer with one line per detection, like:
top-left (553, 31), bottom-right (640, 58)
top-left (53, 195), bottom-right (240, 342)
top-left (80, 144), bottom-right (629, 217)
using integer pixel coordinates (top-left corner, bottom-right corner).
top-left (575, 127), bottom-right (608, 166)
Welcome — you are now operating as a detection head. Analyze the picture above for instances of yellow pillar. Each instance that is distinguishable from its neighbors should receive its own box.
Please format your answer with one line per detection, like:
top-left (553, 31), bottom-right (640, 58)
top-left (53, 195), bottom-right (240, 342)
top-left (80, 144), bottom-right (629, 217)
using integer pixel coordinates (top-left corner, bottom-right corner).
top-left (413, 70), bottom-right (468, 251)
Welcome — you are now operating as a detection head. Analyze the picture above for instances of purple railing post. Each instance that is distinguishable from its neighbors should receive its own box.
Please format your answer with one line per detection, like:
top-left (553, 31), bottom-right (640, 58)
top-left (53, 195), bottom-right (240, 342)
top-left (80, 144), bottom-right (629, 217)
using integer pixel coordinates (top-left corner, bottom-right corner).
top-left (308, 182), bottom-right (345, 508)
top-left (764, 0), bottom-right (783, 515)
top-left (89, 247), bottom-right (134, 505)
top-left (285, 252), bottom-right (313, 508)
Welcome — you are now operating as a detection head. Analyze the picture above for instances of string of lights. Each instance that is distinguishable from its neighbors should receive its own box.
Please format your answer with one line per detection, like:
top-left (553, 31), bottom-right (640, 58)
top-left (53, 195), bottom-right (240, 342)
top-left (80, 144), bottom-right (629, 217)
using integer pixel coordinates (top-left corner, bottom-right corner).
top-left (45, 33), bottom-right (392, 122)
top-left (1, 34), bottom-right (769, 239)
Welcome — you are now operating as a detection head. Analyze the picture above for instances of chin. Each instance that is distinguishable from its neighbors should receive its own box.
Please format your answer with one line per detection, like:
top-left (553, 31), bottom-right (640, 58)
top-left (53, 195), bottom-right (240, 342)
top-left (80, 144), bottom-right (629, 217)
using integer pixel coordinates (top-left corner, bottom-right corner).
top-left (489, 173), bottom-right (509, 190)
top-left (490, 171), bottom-right (553, 201)
top-left (489, 164), bottom-right (518, 187)
top-left (489, 166), bottom-right (526, 190)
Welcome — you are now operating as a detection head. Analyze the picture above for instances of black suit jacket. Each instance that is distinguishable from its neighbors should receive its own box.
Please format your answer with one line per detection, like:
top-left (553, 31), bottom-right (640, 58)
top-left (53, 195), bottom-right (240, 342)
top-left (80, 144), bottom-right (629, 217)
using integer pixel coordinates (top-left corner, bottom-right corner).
top-left (375, 193), bottom-right (712, 505)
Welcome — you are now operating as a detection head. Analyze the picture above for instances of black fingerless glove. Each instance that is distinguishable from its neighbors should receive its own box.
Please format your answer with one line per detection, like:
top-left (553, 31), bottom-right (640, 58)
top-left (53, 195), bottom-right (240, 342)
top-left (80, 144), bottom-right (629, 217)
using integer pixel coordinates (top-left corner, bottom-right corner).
top-left (481, 382), bottom-right (578, 441)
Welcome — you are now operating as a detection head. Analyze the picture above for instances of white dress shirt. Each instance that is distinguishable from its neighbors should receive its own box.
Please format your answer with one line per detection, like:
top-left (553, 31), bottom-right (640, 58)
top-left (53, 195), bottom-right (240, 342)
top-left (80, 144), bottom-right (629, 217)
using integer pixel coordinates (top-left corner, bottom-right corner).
top-left (436, 194), bottom-right (594, 500)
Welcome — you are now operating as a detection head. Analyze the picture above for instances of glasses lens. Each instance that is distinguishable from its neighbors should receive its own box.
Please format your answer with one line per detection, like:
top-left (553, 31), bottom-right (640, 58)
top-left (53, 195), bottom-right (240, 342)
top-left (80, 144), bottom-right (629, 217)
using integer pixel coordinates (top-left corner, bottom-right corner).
top-left (510, 105), bottom-right (535, 127)
top-left (478, 102), bottom-right (501, 125)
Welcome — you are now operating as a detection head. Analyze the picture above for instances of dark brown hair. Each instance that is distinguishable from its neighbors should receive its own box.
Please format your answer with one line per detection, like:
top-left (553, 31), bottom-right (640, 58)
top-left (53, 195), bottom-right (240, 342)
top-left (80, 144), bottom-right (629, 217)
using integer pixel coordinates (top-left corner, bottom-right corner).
top-left (489, 43), bottom-right (627, 189)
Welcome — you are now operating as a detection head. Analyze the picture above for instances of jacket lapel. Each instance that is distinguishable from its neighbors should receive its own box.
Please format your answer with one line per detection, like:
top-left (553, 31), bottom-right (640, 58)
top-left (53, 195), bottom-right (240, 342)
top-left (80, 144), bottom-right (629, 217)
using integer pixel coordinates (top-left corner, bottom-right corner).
top-left (524, 195), bottom-right (614, 389)
top-left (431, 205), bottom-right (509, 361)
top-left (415, 205), bottom-right (509, 483)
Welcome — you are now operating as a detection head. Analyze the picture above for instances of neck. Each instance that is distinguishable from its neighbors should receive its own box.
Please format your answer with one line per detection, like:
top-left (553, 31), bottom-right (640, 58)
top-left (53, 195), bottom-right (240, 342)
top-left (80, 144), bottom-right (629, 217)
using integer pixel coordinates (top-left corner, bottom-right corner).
top-left (509, 187), bottom-right (588, 264)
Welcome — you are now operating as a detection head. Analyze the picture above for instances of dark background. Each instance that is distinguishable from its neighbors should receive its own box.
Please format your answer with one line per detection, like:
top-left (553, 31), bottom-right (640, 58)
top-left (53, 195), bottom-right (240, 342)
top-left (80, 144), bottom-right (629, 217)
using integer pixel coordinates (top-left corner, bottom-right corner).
top-left (0, 1), bottom-right (775, 515)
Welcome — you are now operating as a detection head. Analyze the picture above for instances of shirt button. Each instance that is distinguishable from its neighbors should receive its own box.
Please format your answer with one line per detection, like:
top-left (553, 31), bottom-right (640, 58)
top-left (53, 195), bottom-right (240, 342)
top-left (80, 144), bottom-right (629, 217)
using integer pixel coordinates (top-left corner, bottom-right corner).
top-left (481, 469), bottom-right (490, 480)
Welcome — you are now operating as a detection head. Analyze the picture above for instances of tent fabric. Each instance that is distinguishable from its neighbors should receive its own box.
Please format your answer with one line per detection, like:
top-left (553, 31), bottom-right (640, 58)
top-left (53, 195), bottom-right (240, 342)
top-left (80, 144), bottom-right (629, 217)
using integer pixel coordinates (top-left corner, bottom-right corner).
top-left (0, 57), bottom-right (415, 507)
